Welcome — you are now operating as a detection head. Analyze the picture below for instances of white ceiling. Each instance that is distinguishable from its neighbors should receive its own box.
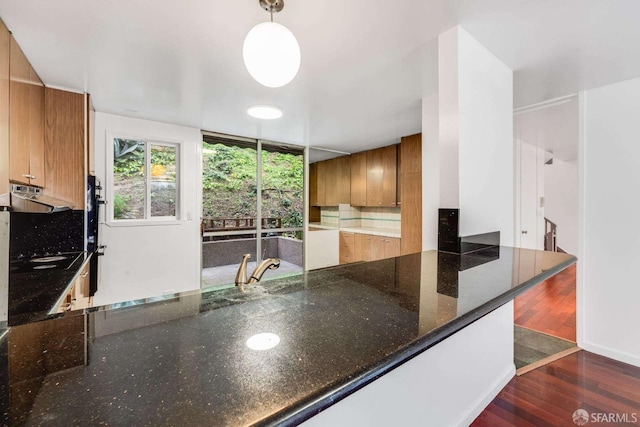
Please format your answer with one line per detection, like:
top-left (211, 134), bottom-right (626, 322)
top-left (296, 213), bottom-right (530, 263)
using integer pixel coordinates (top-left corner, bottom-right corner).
top-left (1, 0), bottom-right (639, 153)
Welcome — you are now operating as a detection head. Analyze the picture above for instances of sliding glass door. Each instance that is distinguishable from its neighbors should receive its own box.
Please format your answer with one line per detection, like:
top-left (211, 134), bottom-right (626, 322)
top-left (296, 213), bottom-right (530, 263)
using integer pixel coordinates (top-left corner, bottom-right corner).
top-left (200, 134), bottom-right (304, 288)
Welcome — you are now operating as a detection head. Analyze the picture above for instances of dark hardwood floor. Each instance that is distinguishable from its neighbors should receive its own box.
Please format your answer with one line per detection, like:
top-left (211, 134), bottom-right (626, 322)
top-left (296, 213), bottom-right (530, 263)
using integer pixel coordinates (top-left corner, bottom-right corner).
top-left (472, 350), bottom-right (640, 426)
top-left (514, 264), bottom-right (576, 342)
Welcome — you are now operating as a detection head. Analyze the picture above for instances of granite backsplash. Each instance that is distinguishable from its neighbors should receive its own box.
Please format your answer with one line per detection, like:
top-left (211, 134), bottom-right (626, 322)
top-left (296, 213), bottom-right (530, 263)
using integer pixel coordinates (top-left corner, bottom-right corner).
top-left (9, 210), bottom-right (84, 258)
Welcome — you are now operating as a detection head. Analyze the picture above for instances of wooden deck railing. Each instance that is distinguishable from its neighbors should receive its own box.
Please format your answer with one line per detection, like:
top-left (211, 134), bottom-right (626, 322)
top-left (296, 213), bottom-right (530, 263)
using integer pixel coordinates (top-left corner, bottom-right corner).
top-left (202, 217), bottom-right (282, 233)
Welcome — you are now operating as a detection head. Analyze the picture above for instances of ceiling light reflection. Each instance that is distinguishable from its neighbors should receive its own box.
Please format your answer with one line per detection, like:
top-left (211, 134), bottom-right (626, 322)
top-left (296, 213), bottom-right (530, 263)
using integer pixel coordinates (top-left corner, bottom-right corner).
top-left (246, 332), bottom-right (281, 351)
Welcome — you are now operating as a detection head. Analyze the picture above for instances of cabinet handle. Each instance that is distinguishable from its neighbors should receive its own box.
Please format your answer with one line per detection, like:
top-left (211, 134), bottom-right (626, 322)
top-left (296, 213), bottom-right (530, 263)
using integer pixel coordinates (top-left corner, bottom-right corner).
top-left (22, 174), bottom-right (35, 179)
top-left (81, 272), bottom-right (89, 277)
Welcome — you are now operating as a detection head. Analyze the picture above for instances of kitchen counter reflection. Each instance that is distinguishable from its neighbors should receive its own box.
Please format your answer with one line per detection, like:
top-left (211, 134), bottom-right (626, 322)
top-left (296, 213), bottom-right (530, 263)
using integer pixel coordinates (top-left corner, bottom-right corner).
top-left (4, 247), bottom-right (575, 426)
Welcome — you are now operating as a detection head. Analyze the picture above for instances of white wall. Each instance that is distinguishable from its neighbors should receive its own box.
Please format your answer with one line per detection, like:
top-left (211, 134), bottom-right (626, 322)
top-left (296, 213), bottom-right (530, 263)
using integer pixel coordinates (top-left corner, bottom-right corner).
top-left (93, 112), bottom-right (201, 306)
top-left (544, 158), bottom-right (578, 255)
top-left (457, 27), bottom-right (514, 245)
top-left (423, 27), bottom-right (513, 248)
top-left (438, 28), bottom-right (460, 210)
top-left (581, 76), bottom-right (640, 367)
top-left (301, 302), bottom-right (515, 427)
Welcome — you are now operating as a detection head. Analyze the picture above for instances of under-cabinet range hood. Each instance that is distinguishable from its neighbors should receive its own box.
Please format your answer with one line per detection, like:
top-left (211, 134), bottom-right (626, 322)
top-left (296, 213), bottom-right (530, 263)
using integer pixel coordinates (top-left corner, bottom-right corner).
top-left (10, 184), bottom-right (74, 213)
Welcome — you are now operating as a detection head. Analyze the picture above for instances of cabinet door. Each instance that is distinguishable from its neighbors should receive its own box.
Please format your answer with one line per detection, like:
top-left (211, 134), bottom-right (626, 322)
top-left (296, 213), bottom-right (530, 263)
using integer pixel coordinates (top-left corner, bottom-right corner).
top-left (28, 66), bottom-right (44, 187)
top-left (44, 88), bottom-right (85, 209)
top-left (316, 160), bottom-right (327, 206)
top-left (371, 235), bottom-right (386, 261)
top-left (366, 148), bottom-right (384, 206)
top-left (339, 231), bottom-right (356, 264)
top-left (400, 171), bottom-right (422, 255)
top-left (324, 158), bottom-right (338, 206)
top-left (385, 237), bottom-right (401, 258)
top-left (336, 155), bottom-right (351, 204)
top-left (0, 19), bottom-right (9, 202)
top-left (350, 151), bottom-right (367, 206)
top-left (400, 134), bottom-right (421, 174)
top-left (355, 233), bottom-right (372, 262)
top-left (381, 144), bottom-right (398, 207)
top-left (309, 162), bottom-right (318, 206)
top-left (9, 37), bottom-right (30, 185)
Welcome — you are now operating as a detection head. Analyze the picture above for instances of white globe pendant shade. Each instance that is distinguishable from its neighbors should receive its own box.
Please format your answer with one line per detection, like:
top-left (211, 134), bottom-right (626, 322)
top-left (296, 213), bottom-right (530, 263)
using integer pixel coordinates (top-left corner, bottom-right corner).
top-left (243, 21), bottom-right (301, 88)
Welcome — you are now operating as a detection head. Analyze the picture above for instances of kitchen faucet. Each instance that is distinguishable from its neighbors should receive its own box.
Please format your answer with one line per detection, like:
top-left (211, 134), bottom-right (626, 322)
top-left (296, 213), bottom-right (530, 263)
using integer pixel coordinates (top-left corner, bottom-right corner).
top-left (235, 253), bottom-right (280, 291)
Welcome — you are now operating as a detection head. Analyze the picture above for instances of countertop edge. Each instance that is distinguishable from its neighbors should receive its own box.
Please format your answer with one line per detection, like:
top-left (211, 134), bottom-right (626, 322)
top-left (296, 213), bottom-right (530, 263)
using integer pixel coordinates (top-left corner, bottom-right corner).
top-left (258, 254), bottom-right (578, 427)
top-left (47, 252), bottom-right (92, 316)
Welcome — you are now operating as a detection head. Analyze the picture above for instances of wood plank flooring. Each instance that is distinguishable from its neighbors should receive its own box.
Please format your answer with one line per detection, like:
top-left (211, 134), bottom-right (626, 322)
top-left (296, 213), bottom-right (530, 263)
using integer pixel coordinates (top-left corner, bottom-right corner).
top-left (514, 264), bottom-right (576, 342)
top-left (472, 350), bottom-right (640, 426)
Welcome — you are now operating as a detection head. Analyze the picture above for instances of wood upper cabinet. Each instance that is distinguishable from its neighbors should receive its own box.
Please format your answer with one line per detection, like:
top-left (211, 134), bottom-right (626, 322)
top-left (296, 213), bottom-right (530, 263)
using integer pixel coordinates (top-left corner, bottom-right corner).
top-left (350, 151), bottom-right (367, 206)
top-left (44, 88), bottom-right (86, 209)
top-left (315, 161), bottom-right (326, 206)
top-left (28, 66), bottom-right (44, 187)
top-left (324, 157), bottom-right (339, 206)
top-left (8, 36), bottom-right (45, 187)
top-left (9, 36), bottom-right (30, 185)
top-left (0, 19), bottom-right (9, 204)
top-left (366, 145), bottom-right (397, 207)
top-left (309, 162), bottom-right (318, 206)
top-left (335, 155), bottom-right (351, 204)
top-left (312, 155), bottom-right (351, 207)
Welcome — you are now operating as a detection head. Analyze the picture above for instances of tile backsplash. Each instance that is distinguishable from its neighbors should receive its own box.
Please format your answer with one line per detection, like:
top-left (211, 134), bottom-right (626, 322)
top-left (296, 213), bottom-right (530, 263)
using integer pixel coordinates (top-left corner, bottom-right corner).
top-left (321, 205), bottom-right (401, 230)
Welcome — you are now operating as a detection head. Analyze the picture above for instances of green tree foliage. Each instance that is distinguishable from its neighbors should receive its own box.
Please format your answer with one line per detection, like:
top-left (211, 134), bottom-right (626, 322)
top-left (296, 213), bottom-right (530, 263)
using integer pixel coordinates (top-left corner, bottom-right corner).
top-left (202, 143), bottom-right (303, 229)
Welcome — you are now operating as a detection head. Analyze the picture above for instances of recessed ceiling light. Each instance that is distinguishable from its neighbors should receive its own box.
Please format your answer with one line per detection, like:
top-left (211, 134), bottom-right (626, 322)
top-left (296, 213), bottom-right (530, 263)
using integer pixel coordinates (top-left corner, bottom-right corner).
top-left (246, 332), bottom-right (280, 350)
top-left (247, 105), bottom-right (283, 120)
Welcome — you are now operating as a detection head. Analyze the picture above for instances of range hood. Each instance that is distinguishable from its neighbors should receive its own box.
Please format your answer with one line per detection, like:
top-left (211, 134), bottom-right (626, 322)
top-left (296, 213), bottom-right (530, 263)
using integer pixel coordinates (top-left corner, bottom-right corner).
top-left (10, 184), bottom-right (74, 213)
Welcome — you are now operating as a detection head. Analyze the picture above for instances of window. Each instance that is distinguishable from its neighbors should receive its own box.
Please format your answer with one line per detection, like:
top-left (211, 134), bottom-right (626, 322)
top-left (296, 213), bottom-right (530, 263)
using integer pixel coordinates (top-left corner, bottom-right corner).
top-left (108, 135), bottom-right (180, 224)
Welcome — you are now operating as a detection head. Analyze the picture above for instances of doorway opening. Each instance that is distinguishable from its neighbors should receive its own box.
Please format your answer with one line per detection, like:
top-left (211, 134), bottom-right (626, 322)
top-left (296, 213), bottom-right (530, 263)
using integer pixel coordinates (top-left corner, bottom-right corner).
top-left (200, 133), bottom-right (304, 288)
top-left (513, 95), bottom-right (579, 372)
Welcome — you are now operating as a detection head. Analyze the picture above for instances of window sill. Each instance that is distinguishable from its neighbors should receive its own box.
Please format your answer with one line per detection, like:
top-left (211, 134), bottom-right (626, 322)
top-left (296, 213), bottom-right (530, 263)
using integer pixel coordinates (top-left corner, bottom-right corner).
top-left (106, 218), bottom-right (183, 227)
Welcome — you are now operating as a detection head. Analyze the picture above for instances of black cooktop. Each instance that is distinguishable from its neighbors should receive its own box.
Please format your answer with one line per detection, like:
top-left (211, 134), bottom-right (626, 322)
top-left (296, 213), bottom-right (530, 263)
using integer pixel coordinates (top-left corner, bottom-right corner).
top-left (9, 252), bottom-right (84, 274)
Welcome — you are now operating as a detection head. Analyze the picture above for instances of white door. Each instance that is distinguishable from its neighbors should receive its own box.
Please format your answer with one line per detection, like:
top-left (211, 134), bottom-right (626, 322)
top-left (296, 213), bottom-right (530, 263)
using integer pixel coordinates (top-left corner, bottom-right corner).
top-left (517, 139), bottom-right (545, 250)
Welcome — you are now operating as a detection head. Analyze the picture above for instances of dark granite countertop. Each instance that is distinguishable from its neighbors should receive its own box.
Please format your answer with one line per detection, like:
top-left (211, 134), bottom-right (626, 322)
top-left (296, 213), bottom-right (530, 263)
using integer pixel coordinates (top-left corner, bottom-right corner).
top-left (8, 252), bottom-right (91, 326)
top-left (8, 247), bottom-right (574, 426)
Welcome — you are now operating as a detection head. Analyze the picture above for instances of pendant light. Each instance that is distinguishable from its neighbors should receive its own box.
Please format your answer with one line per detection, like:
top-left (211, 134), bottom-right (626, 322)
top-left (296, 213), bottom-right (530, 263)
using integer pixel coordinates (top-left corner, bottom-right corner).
top-left (243, 0), bottom-right (301, 88)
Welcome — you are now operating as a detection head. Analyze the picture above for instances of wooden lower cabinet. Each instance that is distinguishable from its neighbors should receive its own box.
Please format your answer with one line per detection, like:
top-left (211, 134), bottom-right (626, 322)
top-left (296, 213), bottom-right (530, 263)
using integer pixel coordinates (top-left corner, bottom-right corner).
top-left (340, 232), bottom-right (400, 264)
top-left (355, 233), bottom-right (372, 262)
top-left (339, 231), bottom-right (356, 264)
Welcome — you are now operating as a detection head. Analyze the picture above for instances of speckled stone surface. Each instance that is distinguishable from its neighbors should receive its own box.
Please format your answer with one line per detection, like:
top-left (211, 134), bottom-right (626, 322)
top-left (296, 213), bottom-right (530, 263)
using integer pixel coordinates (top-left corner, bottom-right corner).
top-left (9, 247), bottom-right (574, 426)
top-left (8, 252), bottom-right (89, 326)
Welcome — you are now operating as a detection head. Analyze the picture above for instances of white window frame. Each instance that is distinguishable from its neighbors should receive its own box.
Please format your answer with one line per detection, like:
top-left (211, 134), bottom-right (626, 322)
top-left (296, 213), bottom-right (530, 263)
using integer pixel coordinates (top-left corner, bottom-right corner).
top-left (106, 131), bottom-right (183, 227)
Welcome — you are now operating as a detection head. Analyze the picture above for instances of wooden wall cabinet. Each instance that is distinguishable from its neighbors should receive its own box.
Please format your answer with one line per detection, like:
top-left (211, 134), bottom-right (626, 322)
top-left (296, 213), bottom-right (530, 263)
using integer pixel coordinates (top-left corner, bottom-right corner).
top-left (400, 133), bottom-right (422, 255)
top-left (44, 88), bottom-right (86, 209)
top-left (335, 155), bottom-right (351, 205)
top-left (366, 145), bottom-right (397, 207)
top-left (324, 157), bottom-right (339, 206)
top-left (350, 151), bottom-right (367, 206)
top-left (308, 162), bottom-right (321, 222)
top-left (0, 19), bottom-right (9, 204)
top-left (311, 155), bottom-right (351, 207)
top-left (9, 36), bottom-right (44, 187)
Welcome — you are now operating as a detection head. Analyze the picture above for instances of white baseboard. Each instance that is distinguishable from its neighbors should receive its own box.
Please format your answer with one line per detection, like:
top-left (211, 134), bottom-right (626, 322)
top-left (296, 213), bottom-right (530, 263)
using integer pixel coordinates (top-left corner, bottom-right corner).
top-left (582, 342), bottom-right (640, 368)
top-left (454, 363), bottom-right (516, 427)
